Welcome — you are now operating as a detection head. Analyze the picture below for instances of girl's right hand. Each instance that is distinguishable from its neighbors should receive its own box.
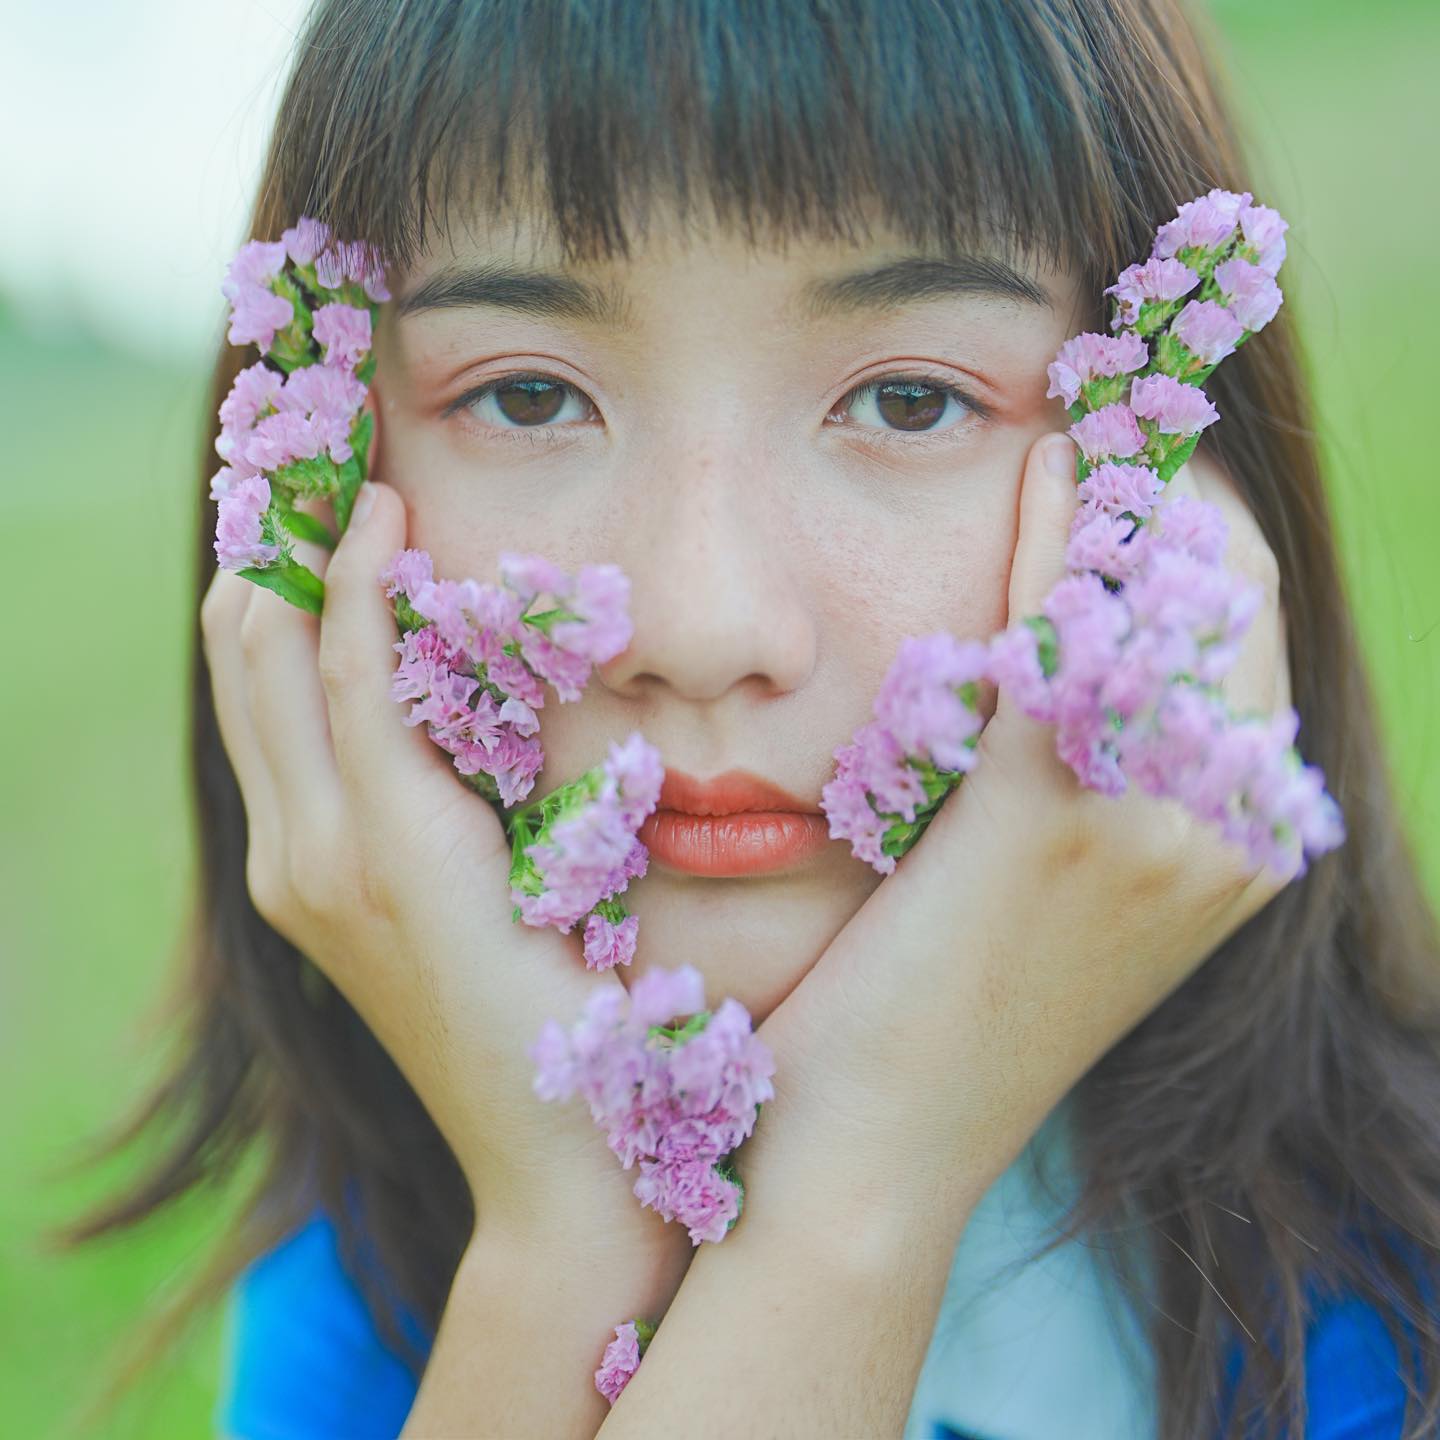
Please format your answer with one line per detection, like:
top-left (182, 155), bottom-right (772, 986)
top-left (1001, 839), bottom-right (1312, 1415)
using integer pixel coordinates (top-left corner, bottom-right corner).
top-left (200, 480), bottom-right (676, 1258)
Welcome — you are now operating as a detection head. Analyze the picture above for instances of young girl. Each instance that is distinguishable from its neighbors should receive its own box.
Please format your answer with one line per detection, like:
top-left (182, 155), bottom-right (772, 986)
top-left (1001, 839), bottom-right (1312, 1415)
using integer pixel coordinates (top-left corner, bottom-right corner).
top-left (63, 1), bottom-right (1440, 1436)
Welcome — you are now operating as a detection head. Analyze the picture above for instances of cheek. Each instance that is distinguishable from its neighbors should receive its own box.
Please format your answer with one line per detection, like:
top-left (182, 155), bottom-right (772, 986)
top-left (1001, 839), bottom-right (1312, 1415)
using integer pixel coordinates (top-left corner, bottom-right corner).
top-left (802, 470), bottom-right (1022, 684)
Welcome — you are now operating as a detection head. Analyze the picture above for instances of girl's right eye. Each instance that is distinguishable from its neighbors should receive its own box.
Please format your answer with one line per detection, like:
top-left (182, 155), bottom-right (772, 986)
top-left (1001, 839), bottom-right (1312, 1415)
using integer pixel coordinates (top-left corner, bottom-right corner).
top-left (451, 373), bottom-right (598, 430)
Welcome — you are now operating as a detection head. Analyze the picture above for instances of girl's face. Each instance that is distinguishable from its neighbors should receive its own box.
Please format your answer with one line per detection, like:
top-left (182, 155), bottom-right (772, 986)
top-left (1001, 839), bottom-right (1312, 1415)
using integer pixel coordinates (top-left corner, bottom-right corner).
top-left (371, 205), bottom-right (1083, 1021)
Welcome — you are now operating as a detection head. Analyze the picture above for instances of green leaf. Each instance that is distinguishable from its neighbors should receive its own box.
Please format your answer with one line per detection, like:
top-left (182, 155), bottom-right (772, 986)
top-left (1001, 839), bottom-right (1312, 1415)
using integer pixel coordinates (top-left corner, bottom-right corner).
top-left (236, 560), bottom-right (325, 615)
top-left (279, 507), bottom-right (337, 549)
top-left (1157, 432), bottom-right (1201, 484)
top-left (1024, 614), bottom-right (1060, 677)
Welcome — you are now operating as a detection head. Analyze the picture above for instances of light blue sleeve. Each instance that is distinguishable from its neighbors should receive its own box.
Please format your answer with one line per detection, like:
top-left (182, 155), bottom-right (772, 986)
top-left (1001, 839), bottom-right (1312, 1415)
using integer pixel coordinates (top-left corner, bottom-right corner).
top-left (213, 1210), bottom-right (425, 1440)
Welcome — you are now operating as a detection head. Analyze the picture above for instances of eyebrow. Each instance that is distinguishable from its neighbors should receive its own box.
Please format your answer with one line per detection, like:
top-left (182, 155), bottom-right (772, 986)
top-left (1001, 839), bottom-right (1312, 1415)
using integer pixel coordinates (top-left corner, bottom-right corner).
top-left (799, 255), bottom-right (1051, 318)
top-left (397, 262), bottom-right (631, 325)
top-left (397, 252), bottom-right (1048, 326)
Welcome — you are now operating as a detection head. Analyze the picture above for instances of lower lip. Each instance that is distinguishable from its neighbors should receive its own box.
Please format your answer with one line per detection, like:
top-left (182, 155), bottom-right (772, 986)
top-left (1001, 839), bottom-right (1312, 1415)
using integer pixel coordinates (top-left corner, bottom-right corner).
top-left (637, 811), bottom-right (834, 876)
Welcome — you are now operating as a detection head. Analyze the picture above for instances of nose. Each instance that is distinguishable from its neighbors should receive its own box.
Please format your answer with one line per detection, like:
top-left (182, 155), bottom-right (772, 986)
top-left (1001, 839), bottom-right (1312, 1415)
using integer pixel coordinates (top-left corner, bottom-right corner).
top-left (596, 437), bottom-right (817, 704)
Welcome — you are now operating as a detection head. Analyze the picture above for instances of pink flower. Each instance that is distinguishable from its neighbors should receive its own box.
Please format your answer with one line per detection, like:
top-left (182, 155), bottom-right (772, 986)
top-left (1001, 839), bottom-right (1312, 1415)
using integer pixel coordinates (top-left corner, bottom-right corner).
top-left (1076, 462), bottom-right (1164, 520)
top-left (214, 473), bottom-right (280, 571)
top-left (1129, 373), bottom-right (1220, 436)
top-left (550, 565), bottom-right (634, 666)
top-left (1065, 509), bottom-right (1146, 584)
top-left (1239, 203), bottom-right (1288, 276)
top-left (1045, 331), bottom-right (1148, 407)
top-left (595, 1323), bottom-right (643, 1405)
top-left (1213, 258), bottom-right (1283, 333)
top-left (311, 303), bottom-right (373, 371)
top-left (275, 362), bottom-right (367, 463)
top-left (1068, 403), bottom-right (1146, 462)
top-left (241, 409), bottom-right (328, 474)
top-left (314, 239), bottom-right (391, 302)
top-left (221, 239), bottom-right (293, 353)
top-left (872, 633), bottom-right (990, 774)
top-left (380, 548), bottom-right (435, 603)
top-left (218, 363), bottom-right (283, 445)
top-left (512, 733), bottom-right (662, 932)
top-left (1152, 188), bottom-right (1251, 258)
top-left (820, 723), bottom-right (914, 875)
top-left (281, 217), bottom-right (332, 267)
top-left (1173, 300), bottom-right (1245, 367)
top-left (1105, 257), bottom-right (1199, 329)
top-left (583, 913), bottom-right (640, 971)
top-left (985, 624), bottom-right (1053, 721)
top-left (530, 965), bottom-right (772, 1243)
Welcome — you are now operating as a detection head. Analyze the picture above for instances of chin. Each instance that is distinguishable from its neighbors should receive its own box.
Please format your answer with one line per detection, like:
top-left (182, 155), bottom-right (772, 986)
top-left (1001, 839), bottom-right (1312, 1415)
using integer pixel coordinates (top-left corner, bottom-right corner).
top-left (616, 863), bottom-right (874, 1025)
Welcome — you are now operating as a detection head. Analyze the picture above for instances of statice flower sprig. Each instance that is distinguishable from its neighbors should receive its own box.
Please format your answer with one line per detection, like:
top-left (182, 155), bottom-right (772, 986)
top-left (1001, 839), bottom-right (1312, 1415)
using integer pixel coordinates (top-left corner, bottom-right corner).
top-left (529, 964), bottom-right (776, 1245)
top-left (824, 190), bottom-right (1343, 881)
top-left (212, 218), bottom-right (389, 612)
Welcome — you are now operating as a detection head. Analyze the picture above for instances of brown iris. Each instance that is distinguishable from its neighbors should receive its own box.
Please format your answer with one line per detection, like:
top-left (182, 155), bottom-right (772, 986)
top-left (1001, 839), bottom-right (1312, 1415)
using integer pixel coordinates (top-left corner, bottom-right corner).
top-left (494, 379), bottom-right (567, 425)
top-left (875, 381), bottom-right (948, 431)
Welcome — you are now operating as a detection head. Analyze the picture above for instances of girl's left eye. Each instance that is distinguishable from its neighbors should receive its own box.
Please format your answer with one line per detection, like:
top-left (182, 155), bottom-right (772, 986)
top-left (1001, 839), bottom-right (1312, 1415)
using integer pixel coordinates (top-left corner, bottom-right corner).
top-left (832, 376), bottom-right (980, 435)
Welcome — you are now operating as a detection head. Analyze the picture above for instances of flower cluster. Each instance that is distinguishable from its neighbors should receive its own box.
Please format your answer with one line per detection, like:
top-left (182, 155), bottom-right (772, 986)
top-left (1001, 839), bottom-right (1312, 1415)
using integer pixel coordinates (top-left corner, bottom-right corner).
top-left (212, 217), bottom-right (389, 612)
top-left (379, 548), bottom-right (633, 805)
top-left (595, 1318), bottom-right (657, 1405)
top-left (507, 733), bottom-right (662, 969)
top-left (824, 190), bottom-right (1344, 879)
top-left (530, 964), bottom-right (775, 1244)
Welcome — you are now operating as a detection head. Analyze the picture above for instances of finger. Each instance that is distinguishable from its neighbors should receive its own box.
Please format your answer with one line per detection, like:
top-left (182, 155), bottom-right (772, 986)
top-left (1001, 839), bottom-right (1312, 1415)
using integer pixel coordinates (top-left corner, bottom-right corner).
top-left (964, 431), bottom-right (1084, 805)
top-left (316, 481), bottom-right (474, 827)
top-left (201, 568), bottom-right (284, 861)
top-left (241, 493), bottom-right (347, 843)
top-left (1005, 431), bottom-right (1081, 622)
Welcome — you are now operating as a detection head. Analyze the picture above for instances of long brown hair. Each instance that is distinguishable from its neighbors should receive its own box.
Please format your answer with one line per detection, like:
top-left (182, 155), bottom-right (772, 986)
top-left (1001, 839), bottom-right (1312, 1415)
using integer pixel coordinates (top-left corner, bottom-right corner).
top-left (55, 1), bottom-right (1440, 1435)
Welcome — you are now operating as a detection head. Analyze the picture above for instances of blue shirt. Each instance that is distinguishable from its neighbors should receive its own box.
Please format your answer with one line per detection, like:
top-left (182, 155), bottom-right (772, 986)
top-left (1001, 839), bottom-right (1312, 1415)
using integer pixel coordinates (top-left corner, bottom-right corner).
top-left (215, 1101), bottom-right (1419, 1438)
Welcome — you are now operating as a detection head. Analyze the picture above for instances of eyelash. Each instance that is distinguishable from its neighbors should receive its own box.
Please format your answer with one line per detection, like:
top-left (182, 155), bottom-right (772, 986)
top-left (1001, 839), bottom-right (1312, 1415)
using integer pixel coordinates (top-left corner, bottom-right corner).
top-left (445, 368), bottom-right (991, 446)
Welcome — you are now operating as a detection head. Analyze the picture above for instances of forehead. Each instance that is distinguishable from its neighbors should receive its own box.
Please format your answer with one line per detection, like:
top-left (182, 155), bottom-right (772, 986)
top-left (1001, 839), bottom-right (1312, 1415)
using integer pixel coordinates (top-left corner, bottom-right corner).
top-left (392, 199), bottom-right (1078, 327)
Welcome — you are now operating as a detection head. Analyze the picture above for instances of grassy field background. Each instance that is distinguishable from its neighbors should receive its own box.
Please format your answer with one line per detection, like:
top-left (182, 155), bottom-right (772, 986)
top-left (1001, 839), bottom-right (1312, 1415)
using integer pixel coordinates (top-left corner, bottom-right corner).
top-left (3, 2), bottom-right (1437, 1434)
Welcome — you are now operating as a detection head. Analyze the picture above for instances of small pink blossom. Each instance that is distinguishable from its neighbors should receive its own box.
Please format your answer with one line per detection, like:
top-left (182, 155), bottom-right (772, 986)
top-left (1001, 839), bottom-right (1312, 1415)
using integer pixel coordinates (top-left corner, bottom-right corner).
top-left (1173, 300), bottom-right (1245, 367)
top-left (214, 473), bottom-right (280, 571)
top-left (281, 217), bottom-right (332, 267)
top-left (1069, 403), bottom-right (1146, 462)
top-left (311, 303), bottom-right (373, 371)
top-left (221, 240), bottom-right (293, 353)
top-left (1105, 257), bottom-right (1199, 329)
top-left (1076, 462), bottom-right (1164, 520)
top-left (1129, 373), bottom-right (1220, 436)
top-left (595, 1323), bottom-right (643, 1405)
top-left (1213, 258), bottom-right (1283, 333)
top-left (1153, 188), bottom-right (1251, 258)
top-left (583, 913), bottom-right (640, 971)
top-left (1239, 203), bottom-right (1288, 276)
top-left (1045, 331), bottom-right (1148, 408)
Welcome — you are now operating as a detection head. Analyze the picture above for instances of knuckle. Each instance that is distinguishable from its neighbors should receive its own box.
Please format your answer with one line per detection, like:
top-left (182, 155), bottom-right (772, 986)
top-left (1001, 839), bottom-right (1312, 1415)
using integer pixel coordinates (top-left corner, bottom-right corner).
top-left (200, 574), bottom-right (238, 650)
top-left (317, 635), bottom-right (360, 693)
top-left (245, 847), bottom-right (290, 926)
top-left (238, 595), bottom-right (269, 664)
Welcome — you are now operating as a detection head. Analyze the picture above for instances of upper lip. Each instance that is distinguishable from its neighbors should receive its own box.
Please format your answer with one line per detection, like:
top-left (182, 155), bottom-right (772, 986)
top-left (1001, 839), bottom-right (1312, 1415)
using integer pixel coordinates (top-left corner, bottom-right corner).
top-left (658, 768), bottom-right (821, 816)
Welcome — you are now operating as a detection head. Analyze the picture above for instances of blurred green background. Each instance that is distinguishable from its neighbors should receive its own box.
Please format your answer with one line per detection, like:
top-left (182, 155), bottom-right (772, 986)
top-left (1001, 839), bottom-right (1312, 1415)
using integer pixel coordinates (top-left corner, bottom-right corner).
top-left (2, 1), bottom-right (1437, 1434)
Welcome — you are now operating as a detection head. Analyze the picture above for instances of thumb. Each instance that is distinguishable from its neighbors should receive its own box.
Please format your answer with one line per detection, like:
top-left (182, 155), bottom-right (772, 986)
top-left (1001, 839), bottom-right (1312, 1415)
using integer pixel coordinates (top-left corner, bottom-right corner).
top-left (316, 479), bottom-right (449, 810)
top-left (1006, 431), bottom-right (1079, 625)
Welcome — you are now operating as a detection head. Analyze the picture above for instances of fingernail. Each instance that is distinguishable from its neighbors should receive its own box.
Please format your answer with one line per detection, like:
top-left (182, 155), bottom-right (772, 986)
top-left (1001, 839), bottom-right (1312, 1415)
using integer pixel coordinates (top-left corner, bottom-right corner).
top-left (1045, 435), bottom-right (1076, 480)
top-left (351, 483), bottom-right (376, 527)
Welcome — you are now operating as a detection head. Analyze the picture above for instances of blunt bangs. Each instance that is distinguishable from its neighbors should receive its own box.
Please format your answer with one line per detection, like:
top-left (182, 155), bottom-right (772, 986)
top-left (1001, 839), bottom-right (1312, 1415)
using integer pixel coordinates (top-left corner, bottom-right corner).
top-left (265, 0), bottom-right (1205, 284)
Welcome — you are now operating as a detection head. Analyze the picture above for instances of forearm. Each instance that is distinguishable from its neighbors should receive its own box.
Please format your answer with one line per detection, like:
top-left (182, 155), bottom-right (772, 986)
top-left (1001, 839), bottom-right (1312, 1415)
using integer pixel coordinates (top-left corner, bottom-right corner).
top-left (593, 1112), bottom-right (1006, 1438)
top-left (400, 1221), bottom-right (693, 1439)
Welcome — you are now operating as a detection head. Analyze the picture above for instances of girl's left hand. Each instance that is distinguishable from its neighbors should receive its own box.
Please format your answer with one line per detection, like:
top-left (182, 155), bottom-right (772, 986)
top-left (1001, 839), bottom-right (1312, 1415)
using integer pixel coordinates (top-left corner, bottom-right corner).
top-left (740, 430), bottom-right (1293, 1244)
